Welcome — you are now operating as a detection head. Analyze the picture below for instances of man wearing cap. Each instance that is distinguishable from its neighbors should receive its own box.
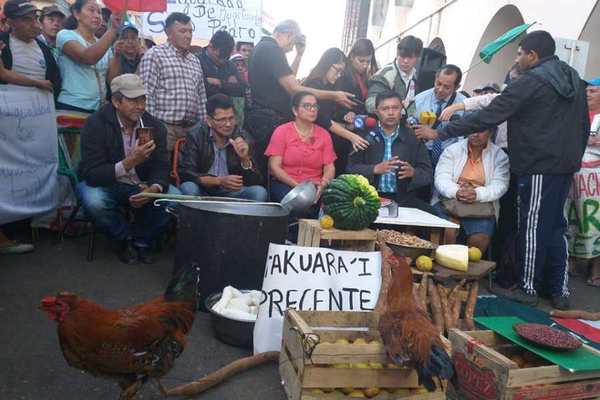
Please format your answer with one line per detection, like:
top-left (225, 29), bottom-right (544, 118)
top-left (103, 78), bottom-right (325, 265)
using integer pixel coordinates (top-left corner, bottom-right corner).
top-left (38, 5), bottom-right (64, 57)
top-left (245, 19), bottom-right (359, 177)
top-left (107, 21), bottom-right (144, 83)
top-left (77, 74), bottom-right (172, 265)
top-left (0, 0), bottom-right (60, 95)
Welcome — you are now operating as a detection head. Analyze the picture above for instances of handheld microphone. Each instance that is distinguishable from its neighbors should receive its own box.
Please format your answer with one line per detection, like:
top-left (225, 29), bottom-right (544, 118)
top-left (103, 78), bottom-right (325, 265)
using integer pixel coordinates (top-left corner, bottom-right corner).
top-left (353, 115), bottom-right (378, 130)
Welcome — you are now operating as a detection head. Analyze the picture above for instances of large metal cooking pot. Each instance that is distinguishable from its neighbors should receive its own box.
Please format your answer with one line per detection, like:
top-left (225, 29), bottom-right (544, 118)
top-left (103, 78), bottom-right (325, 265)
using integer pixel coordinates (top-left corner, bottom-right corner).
top-left (162, 197), bottom-right (288, 311)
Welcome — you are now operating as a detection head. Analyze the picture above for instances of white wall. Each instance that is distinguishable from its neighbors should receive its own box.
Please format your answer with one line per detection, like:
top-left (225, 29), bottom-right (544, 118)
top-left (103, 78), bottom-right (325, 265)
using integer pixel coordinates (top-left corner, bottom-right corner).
top-left (580, 2), bottom-right (600, 80)
top-left (370, 0), bottom-right (598, 88)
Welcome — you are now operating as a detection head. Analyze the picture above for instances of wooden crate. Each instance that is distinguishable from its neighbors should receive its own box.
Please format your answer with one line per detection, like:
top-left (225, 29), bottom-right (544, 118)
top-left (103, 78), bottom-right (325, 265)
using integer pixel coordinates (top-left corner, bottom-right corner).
top-left (297, 219), bottom-right (377, 251)
top-left (448, 329), bottom-right (600, 400)
top-left (279, 309), bottom-right (447, 400)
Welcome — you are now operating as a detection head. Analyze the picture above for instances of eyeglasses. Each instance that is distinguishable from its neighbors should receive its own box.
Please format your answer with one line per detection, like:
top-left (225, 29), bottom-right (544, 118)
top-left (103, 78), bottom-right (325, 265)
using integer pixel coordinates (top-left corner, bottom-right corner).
top-left (299, 103), bottom-right (319, 111)
top-left (210, 116), bottom-right (236, 125)
top-left (379, 105), bottom-right (402, 112)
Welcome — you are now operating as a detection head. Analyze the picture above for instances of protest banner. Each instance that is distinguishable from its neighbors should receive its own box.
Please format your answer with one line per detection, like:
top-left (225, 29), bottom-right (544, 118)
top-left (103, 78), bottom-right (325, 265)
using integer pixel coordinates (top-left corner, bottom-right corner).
top-left (253, 243), bottom-right (381, 354)
top-left (0, 86), bottom-right (59, 225)
top-left (566, 151), bottom-right (600, 259)
top-left (141, 0), bottom-right (262, 44)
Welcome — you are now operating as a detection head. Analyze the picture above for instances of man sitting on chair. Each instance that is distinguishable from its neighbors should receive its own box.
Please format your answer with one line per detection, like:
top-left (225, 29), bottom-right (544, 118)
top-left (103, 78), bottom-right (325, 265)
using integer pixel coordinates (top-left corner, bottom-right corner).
top-left (177, 93), bottom-right (266, 201)
top-left (77, 74), bottom-right (173, 265)
top-left (347, 90), bottom-right (434, 214)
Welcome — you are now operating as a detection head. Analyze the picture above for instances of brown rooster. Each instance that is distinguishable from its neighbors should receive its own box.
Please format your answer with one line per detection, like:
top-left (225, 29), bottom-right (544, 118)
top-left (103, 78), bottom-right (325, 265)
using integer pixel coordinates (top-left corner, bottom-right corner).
top-left (40, 265), bottom-right (200, 400)
top-left (377, 252), bottom-right (454, 391)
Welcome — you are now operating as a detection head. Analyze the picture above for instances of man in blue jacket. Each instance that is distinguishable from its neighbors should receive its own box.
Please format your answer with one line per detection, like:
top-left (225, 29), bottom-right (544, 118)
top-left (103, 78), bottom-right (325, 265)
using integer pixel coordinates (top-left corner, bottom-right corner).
top-left (415, 31), bottom-right (589, 310)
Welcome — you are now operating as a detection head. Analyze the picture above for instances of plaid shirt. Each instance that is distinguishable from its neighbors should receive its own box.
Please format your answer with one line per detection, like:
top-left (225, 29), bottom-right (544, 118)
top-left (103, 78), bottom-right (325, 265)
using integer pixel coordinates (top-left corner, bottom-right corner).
top-left (376, 125), bottom-right (400, 193)
top-left (138, 42), bottom-right (207, 125)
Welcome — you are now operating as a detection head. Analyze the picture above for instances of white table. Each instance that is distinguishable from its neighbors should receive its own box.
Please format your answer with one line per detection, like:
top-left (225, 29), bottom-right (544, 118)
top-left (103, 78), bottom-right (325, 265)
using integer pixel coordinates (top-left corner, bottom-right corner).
top-left (375, 207), bottom-right (459, 244)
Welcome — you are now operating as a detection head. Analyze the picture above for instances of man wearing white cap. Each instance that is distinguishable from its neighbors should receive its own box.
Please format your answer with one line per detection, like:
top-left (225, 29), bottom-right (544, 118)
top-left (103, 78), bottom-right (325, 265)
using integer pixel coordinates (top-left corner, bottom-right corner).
top-left (77, 74), bottom-right (172, 265)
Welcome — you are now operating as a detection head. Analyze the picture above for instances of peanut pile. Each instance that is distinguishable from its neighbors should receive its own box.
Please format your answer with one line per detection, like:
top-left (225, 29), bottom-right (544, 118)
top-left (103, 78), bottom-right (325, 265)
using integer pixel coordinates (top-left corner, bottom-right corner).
top-left (380, 230), bottom-right (435, 249)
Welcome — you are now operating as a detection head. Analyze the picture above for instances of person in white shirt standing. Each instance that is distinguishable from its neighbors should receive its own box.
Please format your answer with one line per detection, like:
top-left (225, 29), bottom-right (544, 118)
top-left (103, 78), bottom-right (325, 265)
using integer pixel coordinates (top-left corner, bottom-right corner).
top-left (0, 0), bottom-right (61, 255)
top-left (0, 0), bottom-right (60, 94)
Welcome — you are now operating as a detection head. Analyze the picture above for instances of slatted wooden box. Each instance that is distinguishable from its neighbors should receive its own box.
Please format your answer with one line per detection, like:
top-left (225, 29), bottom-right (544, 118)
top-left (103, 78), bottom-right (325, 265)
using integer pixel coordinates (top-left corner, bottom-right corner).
top-left (448, 329), bottom-right (600, 400)
top-left (279, 309), bottom-right (447, 399)
top-left (297, 219), bottom-right (377, 251)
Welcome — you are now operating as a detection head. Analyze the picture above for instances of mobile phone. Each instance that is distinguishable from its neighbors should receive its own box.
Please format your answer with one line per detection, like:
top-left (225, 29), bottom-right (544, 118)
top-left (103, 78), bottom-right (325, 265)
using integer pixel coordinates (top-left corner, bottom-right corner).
top-left (350, 95), bottom-right (364, 106)
top-left (135, 127), bottom-right (154, 145)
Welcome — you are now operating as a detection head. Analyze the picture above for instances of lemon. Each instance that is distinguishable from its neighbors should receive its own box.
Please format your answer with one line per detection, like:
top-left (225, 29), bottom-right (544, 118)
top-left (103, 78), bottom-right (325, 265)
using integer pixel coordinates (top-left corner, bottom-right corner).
top-left (319, 214), bottom-right (334, 229)
top-left (334, 338), bottom-right (350, 345)
top-left (352, 363), bottom-right (370, 369)
top-left (363, 387), bottom-right (380, 398)
top-left (352, 337), bottom-right (368, 345)
top-left (415, 255), bottom-right (433, 272)
top-left (468, 246), bottom-right (482, 262)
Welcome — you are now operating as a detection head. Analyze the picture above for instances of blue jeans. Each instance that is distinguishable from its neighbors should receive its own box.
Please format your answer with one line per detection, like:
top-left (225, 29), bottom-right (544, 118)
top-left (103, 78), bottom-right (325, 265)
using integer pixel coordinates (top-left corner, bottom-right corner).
top-left (179, 181), bottom-right (268, 202)
top-left (76, 181), bottom-right (175, 247)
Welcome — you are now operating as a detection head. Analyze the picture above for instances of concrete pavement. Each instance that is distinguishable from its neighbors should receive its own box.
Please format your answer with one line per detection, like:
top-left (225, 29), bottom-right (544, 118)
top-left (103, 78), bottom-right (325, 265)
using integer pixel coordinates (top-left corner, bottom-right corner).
top-left (1, 230), bottom-right (599, 399)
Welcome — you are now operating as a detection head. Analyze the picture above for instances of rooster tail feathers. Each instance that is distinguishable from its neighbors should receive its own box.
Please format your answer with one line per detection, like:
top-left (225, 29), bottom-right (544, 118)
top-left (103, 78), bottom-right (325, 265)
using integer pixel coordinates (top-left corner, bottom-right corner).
top-left (164, 263), bottom-right (200, 308)
top-left (416, 344), bottom-right (454, 392)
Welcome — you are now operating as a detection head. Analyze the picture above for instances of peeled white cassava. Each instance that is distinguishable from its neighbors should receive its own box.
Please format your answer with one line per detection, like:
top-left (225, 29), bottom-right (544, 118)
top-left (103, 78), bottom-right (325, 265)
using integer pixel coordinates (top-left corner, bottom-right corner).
top-left (435, 245), bottom-right (469, 271)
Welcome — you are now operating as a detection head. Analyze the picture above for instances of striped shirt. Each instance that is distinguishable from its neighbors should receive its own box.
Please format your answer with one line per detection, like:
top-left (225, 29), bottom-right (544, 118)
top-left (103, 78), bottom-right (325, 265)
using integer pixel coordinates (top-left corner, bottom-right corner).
top-left (377, 125), bottom-right (400, 193)
top-left (138, 41), bottom-right (207, 125)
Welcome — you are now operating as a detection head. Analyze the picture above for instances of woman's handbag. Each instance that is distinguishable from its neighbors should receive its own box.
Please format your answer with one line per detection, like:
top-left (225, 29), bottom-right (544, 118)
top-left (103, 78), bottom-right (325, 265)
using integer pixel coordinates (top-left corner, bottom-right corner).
top-left (441, 198), bottom-right (495, 218)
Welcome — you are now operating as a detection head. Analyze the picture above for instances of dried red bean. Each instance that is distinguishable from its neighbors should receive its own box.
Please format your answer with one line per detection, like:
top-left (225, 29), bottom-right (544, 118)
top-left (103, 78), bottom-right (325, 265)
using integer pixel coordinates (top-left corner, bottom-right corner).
top-left (514, 323), bottom-right (582, 350)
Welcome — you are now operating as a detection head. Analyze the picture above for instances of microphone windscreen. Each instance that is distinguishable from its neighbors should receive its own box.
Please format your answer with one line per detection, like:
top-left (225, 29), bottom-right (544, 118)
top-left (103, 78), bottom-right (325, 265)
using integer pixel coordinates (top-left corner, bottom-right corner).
top-left (365, 117), bottom-right (377, 128)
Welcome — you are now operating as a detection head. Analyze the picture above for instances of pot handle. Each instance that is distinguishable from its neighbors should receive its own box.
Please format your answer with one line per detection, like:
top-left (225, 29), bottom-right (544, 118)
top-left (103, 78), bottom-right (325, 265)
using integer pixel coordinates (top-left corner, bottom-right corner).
top-left (152, 197), bottom-right (284, 208)
top-left (164, 205), bottom-right (179, 220)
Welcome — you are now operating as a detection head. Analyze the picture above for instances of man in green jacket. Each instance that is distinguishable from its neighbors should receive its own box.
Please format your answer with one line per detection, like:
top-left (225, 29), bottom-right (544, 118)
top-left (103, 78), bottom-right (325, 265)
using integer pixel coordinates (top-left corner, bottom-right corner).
top-left (366, 35), bottom-right (422, 113)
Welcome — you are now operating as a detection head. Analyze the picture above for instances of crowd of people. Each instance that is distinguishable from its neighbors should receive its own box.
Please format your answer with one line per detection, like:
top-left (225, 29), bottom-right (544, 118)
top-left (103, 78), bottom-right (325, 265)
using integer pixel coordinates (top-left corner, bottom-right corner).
top-left (1, 0), bottom-right (599, 310)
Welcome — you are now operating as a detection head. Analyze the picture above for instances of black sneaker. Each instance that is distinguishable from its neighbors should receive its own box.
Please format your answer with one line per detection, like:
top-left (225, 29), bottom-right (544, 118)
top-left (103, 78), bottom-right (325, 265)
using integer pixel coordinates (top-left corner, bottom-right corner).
top-left (136, 246), bottom-right (156, 264)
top-left (492, 287), bottom-right (539, 306)
top-left (551, 296), bottom-right (570, 311)
top-left (117, 241), bottom-right (138, 265)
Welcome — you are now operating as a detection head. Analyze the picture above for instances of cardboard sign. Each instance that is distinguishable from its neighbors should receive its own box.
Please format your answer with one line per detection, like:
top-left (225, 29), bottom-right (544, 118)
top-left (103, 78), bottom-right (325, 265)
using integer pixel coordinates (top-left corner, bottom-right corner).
top-left (141, 0), bottom-right (262, 44)
top-left (253, 243), bottom-right (381, 354)
top-left (0, 86), bottom-right (58, 224)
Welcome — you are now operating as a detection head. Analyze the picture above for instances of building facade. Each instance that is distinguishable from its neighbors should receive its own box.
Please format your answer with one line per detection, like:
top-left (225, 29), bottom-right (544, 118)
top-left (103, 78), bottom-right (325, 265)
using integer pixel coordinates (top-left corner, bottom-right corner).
top-left (359, 0), bottom-right (599, 90)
